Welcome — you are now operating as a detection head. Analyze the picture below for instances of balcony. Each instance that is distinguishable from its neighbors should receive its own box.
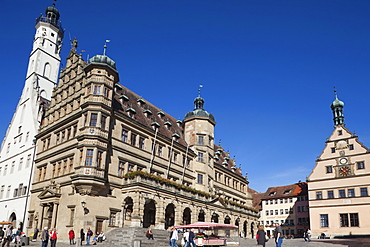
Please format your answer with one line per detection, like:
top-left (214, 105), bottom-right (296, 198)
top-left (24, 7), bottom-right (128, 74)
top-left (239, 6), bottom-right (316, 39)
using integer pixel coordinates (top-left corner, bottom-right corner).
top-left (36, 15), bottom-right (64, 34)
top-left (70, 166), bottom-right (106, 195)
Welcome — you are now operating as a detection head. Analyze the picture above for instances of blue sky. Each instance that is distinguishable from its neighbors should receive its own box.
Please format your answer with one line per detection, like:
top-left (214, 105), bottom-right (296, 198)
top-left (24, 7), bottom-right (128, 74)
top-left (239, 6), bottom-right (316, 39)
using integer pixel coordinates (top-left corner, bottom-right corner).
top-left (2, 0), bottom-right (370, 193)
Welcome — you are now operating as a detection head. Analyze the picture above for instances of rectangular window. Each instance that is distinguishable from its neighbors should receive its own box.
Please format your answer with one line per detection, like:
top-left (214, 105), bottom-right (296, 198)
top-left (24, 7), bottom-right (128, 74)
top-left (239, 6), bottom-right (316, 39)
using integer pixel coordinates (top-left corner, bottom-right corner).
top-left (197, 174), bottom-right (203, 184)
top-left (97, 151), bottom-right (103, 168)
top-left (69, 208), bottom-right (75, 226)
top-left (316, 191), bottom-right (323, 199)
top-left (360, 187), bottom-right (368, 196)
top-left (285, 209), bottom-right (288, 214)
top-left (280, 209), bottom-right (284, 214)
top-left (280, 199), bottom-right (283, 203)
top-left (93, 85), bottom-right (101, 95)
top-left (198, 152), bottom-right (204, 162)
top-left (139, 137), bottom-right (145, 149)
top-left (320, 214), bottom-right (329, 227)
top-left (270, 210), bottom-right (273, 215)
top-left (101, 115), bottom-right (107, 130)
top-left (28, 213), bottom-right (34, 228)
top-left (348, 189), bottom-right (355, 197)
top-left (173, 153), bottom-right (177, 163)
top-left (26, 154), bottom-right (31, 168)
top-left (13, 188), bottom-right (18, 197)
top-left (118, 161), bottom-right (125, 177)
top-left (350, 213), bottom-right (359, 227)
top-left (338, 130), bottom-right (343, 135)
top-left (265, 201), bottom-right (269, 205)
top-left (85, 149), bottom-right (93, 166)
top-left (131, 133), bottom-right (137, 146)
top-left (90, 113), bottom-right (98, 127)
top-left (198, 136), bottom-right (204, 145)
top-left (104, 88), bottom-right (110, 98)
top-left (340, 213), bottom-right (349, 227)
top-left (158, 146), bottom-right (163, 157)
top-left (109, 212), bottom-right (116, 226)
top-left (349, 144), bottom-right (354, 150)
top-left (19, 158), bottom-right (23, 171)
top-left (328, 190), bottom-right (334, 199)
top-left (339, 189), bottom-right (346, 198)
top-left (266, 210), bottom-right (269, 216)
top-left (275, 210), bottom-right (278, 215)
top-left (357, 161), bottom-right (365, 169)
top-left (331, 147), bottom-right (336, 153)
top-left (122, 129), bottom-right (128, 142)
top-left (326, 166), bottom-right (333, 173)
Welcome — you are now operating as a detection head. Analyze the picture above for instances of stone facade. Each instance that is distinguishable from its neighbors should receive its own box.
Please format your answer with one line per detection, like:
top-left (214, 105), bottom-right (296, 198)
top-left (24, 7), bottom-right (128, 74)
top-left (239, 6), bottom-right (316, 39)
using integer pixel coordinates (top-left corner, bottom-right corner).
top-left (28, 45), bottom-right (258, 241)
top-left (307, 94), bottom-right (370, 238)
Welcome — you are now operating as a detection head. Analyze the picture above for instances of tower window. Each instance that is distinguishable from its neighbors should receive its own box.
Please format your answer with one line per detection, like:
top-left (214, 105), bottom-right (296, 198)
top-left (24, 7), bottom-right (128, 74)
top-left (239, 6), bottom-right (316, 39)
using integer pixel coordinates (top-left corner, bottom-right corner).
top-left (338, 130), bottom-right (343, 135)
top-left (93, 86), bottom-right (101, 95)
top-left (198, 136), bottom-right (204, 145)
top-left (357, 161), bottom-right (365, 169)
top-left (197, 174), bottom-right (203, 184)
top-left (90, 113), bottom-right (98, 127)
top-left (331, 148), bottom-right (336, 153)
top-left (326, 166), bottom-right (333, 173)
top-left (197, 152), bottom-right (204, 162)
top-left (349, 144), bottom-right (354, 150)
top-left (85, 149), bottom-right (93, 166)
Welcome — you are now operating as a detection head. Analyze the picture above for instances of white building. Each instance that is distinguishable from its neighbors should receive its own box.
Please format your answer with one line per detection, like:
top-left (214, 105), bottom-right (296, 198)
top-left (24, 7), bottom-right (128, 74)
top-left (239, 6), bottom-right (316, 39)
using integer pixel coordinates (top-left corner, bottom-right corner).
top-left (0, 4), bottom-right (63, 229)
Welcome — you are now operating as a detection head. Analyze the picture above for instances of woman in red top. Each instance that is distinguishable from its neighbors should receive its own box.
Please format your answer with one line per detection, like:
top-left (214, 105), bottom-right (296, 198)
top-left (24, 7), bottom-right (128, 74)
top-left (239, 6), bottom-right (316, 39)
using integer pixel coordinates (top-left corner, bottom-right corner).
top-left (50, 228), bottom-right (58, 247)
top-left (68, 229), bottom-right (75, 245)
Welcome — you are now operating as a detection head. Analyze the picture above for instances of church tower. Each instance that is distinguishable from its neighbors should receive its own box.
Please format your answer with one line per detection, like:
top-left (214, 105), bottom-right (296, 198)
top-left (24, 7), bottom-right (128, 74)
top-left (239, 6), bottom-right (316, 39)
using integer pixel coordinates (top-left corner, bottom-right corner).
top-left (0, 4), bottom-right (63, 230)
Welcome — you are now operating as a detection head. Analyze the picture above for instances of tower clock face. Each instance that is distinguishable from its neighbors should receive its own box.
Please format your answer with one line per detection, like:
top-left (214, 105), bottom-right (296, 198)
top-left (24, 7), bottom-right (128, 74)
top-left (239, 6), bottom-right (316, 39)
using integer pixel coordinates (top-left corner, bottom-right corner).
top-left (339, 157), bottom-right (347, 165)
top-left (339, 166), bottom-right (351, 176)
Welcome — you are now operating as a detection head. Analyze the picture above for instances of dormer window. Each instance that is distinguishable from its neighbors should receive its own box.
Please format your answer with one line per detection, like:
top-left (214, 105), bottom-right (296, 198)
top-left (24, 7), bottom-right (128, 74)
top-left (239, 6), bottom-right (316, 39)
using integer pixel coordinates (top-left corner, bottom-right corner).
top-left (157, 111), bottom-right (165, 119)
top-left (151, 122), bottom-right (160, 130)
top-left (269, 192), bottom-right (276, 196)
top-left (176, 120), bottom-right (182, 127)
top-left (119, 95), bottom-right (129, 102)
top-left (137, 99), bottom-right (146, 107)
top-left (284, 190), bottom-right (291, 194)
top-left (144, 109), bottom-right (152, 118)
top-left (172, 133), bottom-right (180, 141)
top-left (164, 122), bottom-right (172, 130)
top-left (126, 108), bottom-right (136, 118)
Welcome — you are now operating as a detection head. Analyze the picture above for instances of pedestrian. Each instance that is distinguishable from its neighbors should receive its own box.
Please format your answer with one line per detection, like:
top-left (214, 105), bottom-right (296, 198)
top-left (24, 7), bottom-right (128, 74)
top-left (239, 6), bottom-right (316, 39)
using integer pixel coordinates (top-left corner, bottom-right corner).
top-left (0, 227), bottom-right (4, 242)
top-left (33, 228), bottom-right (39, 242)
top-left (256, 225), bottom-right (267, 247)
top-left (86, 228), bottom-right (93, 245)
top-left (41, 227), bottom-right (50, 247)
top-left (15, 228), bottom-right (21, 246)
top-left (68, 229), bottom-right (75, 245)
top-left (2, 226), bottom-right (13, 247)
top-left (50, 228), bottom-right (57, 247)
top-left (188, 229), bottom-right (196, 247)
top-left (183, 229), bottom-right (189, 246)
top-left (169, 227), bottom-right (178, 247)
top-left (97, 232), bottom-right (105, 242)
top-left (274, 223), bottom-right (283, 247)
top-left (306, 229), bottom-right (311, 242)
top-left (146, 228), bottom-right (154, 240)
top-left (80, 229), bottom-right (85, 246)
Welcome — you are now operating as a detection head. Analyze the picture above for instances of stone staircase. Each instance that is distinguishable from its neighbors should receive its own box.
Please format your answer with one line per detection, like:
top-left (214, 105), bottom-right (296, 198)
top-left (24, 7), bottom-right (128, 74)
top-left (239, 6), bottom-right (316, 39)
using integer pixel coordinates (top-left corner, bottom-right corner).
top-left (105, 227), bottom-right (181, 247)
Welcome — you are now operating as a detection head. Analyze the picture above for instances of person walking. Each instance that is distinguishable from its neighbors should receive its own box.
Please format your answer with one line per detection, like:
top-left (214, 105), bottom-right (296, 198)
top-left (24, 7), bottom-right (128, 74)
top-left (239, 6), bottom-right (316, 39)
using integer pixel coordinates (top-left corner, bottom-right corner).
top-left (306, 229), bottom-right (311, 242)
top-left (80, 229), bottom-right (85, 246)
top-left (68, 229), bottom-right (75, 245)
top-left (33, 228), bottom-right (39, 242)
top-left (274, 223), bottom-right (283, 247)
top-left (0, 227), bottom-right (4, 242)
top-left (86, 228), bottom-right (93, 245)
top-left (169, 227), bottom-right (178, 247)
top-left (15, 228), bottom-right (21, 246)
top-left (50, 228), bottom-right (57, 247)
top-left (41, 227), bottom-right (50, 247)
top-left (256, 225), bottom-right (267, 247)
top-left (2, 226), bottom-right (13, 247)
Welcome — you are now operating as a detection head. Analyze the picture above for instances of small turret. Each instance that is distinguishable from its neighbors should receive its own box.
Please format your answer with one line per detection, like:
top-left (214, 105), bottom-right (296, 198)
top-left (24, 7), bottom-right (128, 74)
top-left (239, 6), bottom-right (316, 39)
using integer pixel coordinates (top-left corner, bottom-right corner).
top-left (330, 90), bottom-right (344, 126)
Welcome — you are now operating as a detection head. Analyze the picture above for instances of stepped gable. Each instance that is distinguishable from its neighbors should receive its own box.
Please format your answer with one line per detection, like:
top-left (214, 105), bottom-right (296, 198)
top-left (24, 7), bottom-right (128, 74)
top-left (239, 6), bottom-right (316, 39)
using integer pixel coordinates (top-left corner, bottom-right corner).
top-left (213, 144), bottom-right (243, 176)
top-left (262, 182), bottom-right (307, 200)
top-left (113, 84), bottom-right (187, 147)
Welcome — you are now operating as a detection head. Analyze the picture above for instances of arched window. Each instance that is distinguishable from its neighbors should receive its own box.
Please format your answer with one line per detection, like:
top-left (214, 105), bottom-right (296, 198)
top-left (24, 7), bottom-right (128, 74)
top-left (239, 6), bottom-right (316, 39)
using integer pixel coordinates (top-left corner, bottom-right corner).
top-left (43, 63), bottom-right (51, 79)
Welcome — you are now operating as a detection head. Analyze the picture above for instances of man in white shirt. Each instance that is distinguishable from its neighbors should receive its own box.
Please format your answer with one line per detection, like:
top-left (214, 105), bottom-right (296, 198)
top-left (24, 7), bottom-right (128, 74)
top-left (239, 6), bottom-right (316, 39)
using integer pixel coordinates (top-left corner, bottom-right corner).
top-left (170, 227), bottom-right (178, 247)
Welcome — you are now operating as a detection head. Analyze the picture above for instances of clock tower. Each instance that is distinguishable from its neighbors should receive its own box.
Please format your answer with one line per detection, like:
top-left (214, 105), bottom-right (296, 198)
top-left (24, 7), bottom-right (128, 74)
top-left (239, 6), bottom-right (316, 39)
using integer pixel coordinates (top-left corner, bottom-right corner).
top-left (307, 91), bottom-right (370, 238)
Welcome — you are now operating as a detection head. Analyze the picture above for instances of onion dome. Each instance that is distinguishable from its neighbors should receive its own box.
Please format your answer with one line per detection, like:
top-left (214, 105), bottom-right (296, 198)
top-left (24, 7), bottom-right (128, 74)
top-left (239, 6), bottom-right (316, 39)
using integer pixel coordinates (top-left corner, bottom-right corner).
top-left (184, 96), bottom-right (215, 123)
top-left (330, 90), bottom-right (344, 126)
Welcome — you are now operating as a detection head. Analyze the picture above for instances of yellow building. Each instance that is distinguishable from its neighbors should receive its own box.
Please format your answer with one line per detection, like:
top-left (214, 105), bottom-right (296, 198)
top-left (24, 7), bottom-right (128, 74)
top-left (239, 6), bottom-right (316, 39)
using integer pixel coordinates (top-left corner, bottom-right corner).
top-left (308, 92), bottom-right (370, 238)
top-left (28, 42), bottom-right (258, 240)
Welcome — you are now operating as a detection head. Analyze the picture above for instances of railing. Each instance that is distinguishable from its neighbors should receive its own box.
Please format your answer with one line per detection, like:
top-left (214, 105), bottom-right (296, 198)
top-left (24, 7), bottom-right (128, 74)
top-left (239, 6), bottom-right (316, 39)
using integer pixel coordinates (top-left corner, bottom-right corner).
top-left (74, 166), bottom-right (105, 178)
top-left (36, 15), bottom-right (64, 34)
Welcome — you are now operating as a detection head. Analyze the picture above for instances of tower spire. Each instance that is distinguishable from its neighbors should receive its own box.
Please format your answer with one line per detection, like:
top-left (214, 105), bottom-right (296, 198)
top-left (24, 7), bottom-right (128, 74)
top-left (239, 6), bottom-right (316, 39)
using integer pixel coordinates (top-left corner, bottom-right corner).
top-left (330, 89), bottom-right (345, 126)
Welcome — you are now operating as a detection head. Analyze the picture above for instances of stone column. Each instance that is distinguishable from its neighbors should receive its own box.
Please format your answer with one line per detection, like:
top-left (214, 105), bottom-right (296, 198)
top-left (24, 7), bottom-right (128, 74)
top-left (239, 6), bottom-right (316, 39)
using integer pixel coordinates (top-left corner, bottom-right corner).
top-left (39, 204), bottom-right (46, 230)
top-left (51, 202), bottom-right (59, 228)
top-left (155, 198), bottom-right (165, 229)
top-left (174, 202), bottom-right (182, 226)
top-left (131, 192), bottom-right (141, 227)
